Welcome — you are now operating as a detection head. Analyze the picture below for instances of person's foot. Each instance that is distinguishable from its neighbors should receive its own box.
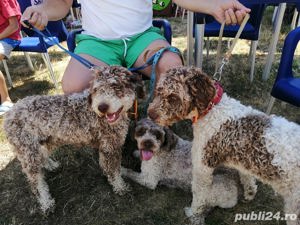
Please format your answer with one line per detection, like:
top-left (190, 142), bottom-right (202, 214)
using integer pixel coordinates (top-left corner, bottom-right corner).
top-left (0, 101), bottom-right (14, 116)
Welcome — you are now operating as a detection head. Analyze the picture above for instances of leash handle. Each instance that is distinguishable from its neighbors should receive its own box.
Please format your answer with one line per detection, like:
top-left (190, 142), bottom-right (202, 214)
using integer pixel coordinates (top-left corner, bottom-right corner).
top-left (213, 13), bottom-right (250, 81)
top-left (23, 20), bottom-right (98, 71)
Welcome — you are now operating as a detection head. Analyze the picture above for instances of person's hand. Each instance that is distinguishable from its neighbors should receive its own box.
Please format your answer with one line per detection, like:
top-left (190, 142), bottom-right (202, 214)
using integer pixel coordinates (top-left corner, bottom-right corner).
top-left (21, 5), bottom-right (48, 30)
top-left (210, 0), bottom-right (251, 25)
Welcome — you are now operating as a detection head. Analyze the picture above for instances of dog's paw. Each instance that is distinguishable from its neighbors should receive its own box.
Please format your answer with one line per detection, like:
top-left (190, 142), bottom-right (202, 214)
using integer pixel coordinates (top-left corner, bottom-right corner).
top-left (184, 209), bottom-right (206, 225)
top-left (40, 198), bottom-right (55, 216)
top-left (190, 215), bottom-right (205, 225)
top-left (111, 177), bottom-right (131, 195)
top-left (44, 158), bottom-right (60, 171)
top-left (114, 183), bottom-right (131, 196)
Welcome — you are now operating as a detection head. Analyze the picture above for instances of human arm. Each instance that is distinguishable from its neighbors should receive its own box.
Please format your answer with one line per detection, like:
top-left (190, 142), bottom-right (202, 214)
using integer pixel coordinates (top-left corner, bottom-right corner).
top-left (0, 16), bottom-right (19, 40)
top-left (173, 0), bottom-right (251, 25)
top-left (21, 0), bottom-right (73, 30)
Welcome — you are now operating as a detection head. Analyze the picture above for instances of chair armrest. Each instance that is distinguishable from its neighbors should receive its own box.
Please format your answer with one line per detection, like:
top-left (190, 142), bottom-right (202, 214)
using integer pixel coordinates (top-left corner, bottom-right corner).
top-left (152, 19), bottom-right (172, 44)
top-left (67, 29), bottom-right (83, 52)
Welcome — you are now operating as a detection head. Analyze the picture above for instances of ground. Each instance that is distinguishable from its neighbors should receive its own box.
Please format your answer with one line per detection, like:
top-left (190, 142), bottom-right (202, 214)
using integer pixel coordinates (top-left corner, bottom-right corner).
top-left (0, 7), bottom-right (300, 225)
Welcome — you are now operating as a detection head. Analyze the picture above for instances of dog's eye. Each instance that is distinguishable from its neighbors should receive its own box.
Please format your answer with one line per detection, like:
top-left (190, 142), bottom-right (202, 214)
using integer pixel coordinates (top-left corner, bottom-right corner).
top-left (135, 127), bottom-right (146, 137)
top-left (167, 93), bottom-right (181, 104)
top-left (152, 129), bottom-right (163, 141)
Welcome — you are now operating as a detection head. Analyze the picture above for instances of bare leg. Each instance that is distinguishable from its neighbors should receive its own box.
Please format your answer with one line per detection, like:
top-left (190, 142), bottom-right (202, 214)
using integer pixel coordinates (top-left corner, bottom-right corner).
top-left (0, 71), bottom-right (11, 104)
top-left (133, 40), bottom-right (183, 83)
top-left (61, 54), bottom-right (108, 94)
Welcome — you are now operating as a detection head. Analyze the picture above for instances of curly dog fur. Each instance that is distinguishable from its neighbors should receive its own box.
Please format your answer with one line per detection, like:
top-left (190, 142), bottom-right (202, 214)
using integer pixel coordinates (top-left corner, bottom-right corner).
top-left (121, 118), bottom-right (240, 209)
top-left (3, 66), bottom-right (140, 213)
top-left (148, 66), bottom-right (300, 225)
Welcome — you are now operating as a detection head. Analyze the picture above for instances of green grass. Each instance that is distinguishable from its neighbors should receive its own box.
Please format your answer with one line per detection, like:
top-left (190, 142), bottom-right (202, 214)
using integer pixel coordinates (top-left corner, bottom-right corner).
top-left (0, 7), bottom-right (300, 225)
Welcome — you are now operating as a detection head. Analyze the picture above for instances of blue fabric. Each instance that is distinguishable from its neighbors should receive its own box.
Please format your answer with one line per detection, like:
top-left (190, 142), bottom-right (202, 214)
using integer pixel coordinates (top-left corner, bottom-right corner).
top-left (1, 38), bottom-right (21, 48)
top-left (271, 27), bottom-right (300, 107)
top-left (14, 36), bottom-right (58, 53)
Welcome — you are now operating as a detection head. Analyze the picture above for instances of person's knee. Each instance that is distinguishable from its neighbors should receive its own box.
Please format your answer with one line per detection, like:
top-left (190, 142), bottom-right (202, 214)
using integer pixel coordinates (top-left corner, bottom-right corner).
top-left (0, 70), bottom-right (5, 82)
top-left (61, 72), bottom-right (90, 94)
top-left (157, 52), bottom-right (183, 74)
top-left (62, 78), bottom-right (90, 94)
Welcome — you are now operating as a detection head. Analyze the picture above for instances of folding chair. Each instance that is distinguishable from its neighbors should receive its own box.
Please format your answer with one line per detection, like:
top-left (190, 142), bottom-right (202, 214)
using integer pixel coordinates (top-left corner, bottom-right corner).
top-left (266, 26), bottom-right (300, 114)
top-left (12, 0), bottom-right (68, 89)
top-left (2, 51), bottom-right (33, 87)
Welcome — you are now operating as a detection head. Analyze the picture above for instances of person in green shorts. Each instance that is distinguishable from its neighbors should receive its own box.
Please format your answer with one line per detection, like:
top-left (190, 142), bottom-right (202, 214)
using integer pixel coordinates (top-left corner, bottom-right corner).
top-left (22, 0), bottom-right (250, 94)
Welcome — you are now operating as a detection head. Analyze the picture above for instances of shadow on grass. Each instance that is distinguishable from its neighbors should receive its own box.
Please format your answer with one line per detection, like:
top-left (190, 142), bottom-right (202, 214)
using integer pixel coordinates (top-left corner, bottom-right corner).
top-left (9, 80), bottom-right (54, 102)
top-left (0, 146), bottom-right (285, 225)
top-left (0, 147), bottom-right (191, 225)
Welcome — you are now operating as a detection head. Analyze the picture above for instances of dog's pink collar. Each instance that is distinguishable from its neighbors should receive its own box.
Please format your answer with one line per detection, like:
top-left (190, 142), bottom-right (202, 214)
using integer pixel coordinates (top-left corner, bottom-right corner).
top-left (192, 81), bottom-right (223, 123)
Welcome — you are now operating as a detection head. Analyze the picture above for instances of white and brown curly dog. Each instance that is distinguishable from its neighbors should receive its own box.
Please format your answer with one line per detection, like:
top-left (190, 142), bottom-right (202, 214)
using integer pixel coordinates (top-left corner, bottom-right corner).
top-left (121, 118), bottom-right (240, 209)
top-left (3, 66), bottom-right (141, 213)
top-left (148, 66), bottom-right (300, 225)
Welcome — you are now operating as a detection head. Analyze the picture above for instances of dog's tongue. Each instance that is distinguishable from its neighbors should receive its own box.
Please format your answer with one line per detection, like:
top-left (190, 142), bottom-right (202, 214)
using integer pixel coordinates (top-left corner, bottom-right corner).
top-left (140, 149), bottom-right (153, 161)
top-left (106, 113), bottom-right (118, 123)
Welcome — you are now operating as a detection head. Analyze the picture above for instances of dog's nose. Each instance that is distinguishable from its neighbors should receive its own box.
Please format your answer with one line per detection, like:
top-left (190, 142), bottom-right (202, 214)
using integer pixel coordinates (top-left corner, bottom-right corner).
top-left (98, 103), bottom-right (109, 113)
top-left (142, 139), bottom-right (154, 149)
top-left (148, 109), bottom-right (159, 121)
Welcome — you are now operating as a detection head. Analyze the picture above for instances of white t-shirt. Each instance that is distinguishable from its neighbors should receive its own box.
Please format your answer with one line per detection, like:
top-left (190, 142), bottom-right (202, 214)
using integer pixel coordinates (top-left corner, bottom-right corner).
top-left (80, 0), bottom-right (153, 40)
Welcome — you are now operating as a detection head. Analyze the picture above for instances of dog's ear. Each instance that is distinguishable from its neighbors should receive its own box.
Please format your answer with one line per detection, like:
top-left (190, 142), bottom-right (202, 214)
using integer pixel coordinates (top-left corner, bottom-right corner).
top-left (129, 73), bottom-right (146, 99)
top-left (129, 121), bottom-right (137, 141)
top-left (87, 71), bottom-right (101, 107)
top-left (162, 127), bottom-right (178, 151)
top-left (185, 68), bottom-right (215, 113)
top-left (88, 93), bottom-right (92, 106)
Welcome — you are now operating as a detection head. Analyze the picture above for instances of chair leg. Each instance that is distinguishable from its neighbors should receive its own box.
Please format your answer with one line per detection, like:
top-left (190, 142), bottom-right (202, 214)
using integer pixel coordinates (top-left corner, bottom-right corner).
top-left (266, 96), bottom-right (276, 115)
top-left (24, 52), bottom-right (34, 71)
top-left (70, 8), bottom-right (76, 22)
top-left (249, 40), bottom-right (258, 82)
top-left (175, 5), bottom-right (179, 18)
top-left (272, 6), bottom-right (278, 26)
top-left (75, 8), bottom-right (81, 21)
top-left (195, 24), bottom-right (205, 69)
top-left (41, 53), bottom-right (59, 90)
top-left (262, 3), bottom-right (286, 81)
top-left (182, 9), bottom-right (186, 21)
top-left (2, 60), bottom-right (13, 88)
top-left (291, 8), bottom-right (298, 30)
top-left (187, 11), bottom-right (194, 66)
top-left (206, 37), bottom-right (210, 58)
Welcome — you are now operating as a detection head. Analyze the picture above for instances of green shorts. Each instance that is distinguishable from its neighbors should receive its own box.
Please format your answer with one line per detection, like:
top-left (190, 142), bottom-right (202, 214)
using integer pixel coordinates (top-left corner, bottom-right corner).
top-left (74, 27), bottom-right (166, 68)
